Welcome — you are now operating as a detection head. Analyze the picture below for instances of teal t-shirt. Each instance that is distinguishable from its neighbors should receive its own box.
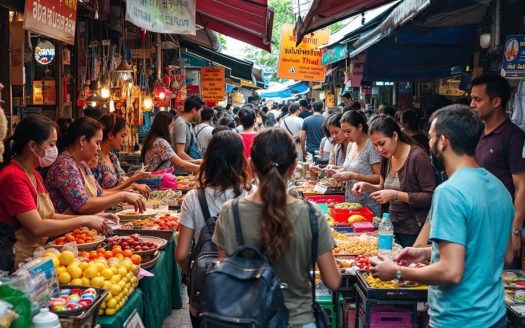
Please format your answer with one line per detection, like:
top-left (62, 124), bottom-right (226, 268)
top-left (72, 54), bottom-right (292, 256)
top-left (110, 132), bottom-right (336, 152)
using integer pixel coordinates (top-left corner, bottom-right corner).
top-left (428, 167), bottom-right (514, 328)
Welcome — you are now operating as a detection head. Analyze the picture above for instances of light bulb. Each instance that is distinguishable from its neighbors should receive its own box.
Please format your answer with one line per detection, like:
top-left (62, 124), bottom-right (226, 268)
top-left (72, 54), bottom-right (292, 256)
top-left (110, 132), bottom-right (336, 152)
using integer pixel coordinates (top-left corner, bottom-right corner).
top-left (109, 100), bottom-right (115, 113)
top-left (159, 92), bottom-right (166, 100)
top-left (89, 101), bottom-right (97, 108)
top-left (100, 87), bottom-right (110, 99)
top-left (143, 96), bottom-right (153, 110)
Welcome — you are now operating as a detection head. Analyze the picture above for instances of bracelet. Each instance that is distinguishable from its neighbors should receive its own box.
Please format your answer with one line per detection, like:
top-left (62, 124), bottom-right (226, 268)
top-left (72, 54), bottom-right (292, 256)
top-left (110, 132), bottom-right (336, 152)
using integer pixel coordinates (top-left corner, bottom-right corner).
top-left (394, 191), bottom-right (399, 201)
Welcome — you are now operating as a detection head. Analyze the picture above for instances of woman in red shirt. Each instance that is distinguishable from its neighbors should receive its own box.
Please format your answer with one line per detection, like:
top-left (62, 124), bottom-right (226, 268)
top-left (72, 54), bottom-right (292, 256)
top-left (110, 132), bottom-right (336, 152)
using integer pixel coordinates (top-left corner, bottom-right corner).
top-left (0, 116), bottom-right (110, 273)
top-left (237, 106), bottom-right (258, 159)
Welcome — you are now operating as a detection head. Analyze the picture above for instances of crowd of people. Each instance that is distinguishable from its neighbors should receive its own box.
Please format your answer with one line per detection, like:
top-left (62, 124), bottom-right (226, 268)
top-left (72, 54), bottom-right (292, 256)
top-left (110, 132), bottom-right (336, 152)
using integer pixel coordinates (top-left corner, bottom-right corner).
top-left (0, 73), bottom-right (523, 327)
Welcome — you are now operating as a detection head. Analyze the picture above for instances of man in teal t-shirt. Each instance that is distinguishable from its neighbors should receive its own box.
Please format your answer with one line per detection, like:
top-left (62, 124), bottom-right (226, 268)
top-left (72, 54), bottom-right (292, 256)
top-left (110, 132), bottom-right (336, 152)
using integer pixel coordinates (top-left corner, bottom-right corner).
top-left (370, 105), bottom-right (514, 328)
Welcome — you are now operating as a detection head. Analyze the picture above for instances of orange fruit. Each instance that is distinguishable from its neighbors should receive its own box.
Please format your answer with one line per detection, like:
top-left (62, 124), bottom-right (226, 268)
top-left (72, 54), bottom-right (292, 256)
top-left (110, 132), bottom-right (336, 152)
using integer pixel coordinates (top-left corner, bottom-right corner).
top-left (76, 239), bottom-right (85, 244)
top-left (104, 251), bottom-right (114, 259)
top-left (96, 247), bottom-right (105, 254)
top-left (122, 250), bottom-right (133, 258)
top-left (116, 254), bottom-right (124, 261)
top-left (112, 248), bottom-right (122, 256)
top-left (65, 235), bottom-right (76, 242)
top-left (78, 252), bottom-right (89, 258)
top-left (131, 254), bottom-right (142, 265)
top-left (55, 237), bottom-right (65, 244)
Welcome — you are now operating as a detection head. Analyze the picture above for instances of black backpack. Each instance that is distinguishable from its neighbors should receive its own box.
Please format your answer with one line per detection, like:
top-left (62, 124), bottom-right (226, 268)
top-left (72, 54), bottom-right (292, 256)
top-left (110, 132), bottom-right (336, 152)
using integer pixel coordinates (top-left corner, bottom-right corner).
top-left (199, 199), bottom-right (289, 327)
top-left (188, 188), bottom-right (218, 312)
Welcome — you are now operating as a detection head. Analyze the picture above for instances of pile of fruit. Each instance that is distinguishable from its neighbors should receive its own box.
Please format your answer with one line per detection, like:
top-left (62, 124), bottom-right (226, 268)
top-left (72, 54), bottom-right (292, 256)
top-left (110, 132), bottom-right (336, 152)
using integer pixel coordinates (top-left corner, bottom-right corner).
top-left (51, 288), bottom-right (98, 312)
top-left (77, 247), bottom-right (142, 265)
top-left (41, 249), bottom-right (139, 316)
top-left (155, 213), bottom-right (179, 230)
top-left (355, 255), bottom-right (371, 271)
top-left (50, 229), bottom-right (102, 245)
top-left (119, 213), bottom-right (179, 231)
top-left (106, 234), bottom-right (158, 253)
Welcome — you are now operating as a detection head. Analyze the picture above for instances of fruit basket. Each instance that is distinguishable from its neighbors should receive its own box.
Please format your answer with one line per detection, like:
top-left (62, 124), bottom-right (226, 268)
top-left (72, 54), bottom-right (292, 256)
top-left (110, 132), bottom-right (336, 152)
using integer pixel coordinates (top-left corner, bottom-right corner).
top-left (105, 234), bottom-right (167, 262)
top-left (113, 228), bottom-right (175, 243)
top-left (115, 209), bottom-right (157, 222)
top-left (46, 235), bottom-right (105, 252)
top-left (356, 271), bottom-right (428, 301)
top-left (55, 285), bottom-right (108, 328)
top-left (141, 251), bottom-right (161, 269)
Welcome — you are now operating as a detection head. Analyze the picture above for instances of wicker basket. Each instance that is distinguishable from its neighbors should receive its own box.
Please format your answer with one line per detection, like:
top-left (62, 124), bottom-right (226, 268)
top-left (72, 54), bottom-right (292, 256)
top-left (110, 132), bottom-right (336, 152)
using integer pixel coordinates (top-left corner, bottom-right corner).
top-left (56, 285), bottom-right (108, 328)
top-left (141, 251), bottom-right (161, 269)
top-left (113, 228), bottom-right (175, 243)
top-left (46, 236), bottom-right (105, 252)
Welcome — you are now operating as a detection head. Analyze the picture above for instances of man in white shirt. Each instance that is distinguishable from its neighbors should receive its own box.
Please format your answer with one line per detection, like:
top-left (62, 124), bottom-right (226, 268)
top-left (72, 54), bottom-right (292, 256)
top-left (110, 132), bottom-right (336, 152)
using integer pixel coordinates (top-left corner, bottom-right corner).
top-left (194, 107), bottom-right (215, 153)
top-left (281, 102), bottom-right (304, 161)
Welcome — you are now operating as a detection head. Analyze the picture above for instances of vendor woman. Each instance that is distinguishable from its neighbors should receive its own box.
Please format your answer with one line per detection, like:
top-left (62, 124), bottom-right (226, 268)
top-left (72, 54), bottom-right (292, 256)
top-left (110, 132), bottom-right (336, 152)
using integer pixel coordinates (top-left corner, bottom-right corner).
top-left (0, 116), bottom-right (110, 272)
top-left (46, 117), bottom-right (146, 215)
top-left (92, 114), bottom-right (151, 196)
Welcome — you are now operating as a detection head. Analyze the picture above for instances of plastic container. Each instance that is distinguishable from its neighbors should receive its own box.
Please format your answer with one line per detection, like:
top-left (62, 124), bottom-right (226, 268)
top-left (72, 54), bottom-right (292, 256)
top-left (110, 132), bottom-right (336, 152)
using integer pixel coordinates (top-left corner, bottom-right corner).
top-left (305, 195), bottom-right (345, 206)
top-left (33, 308), bottom-right (60, 328)
top-left (369, 306), bottom-right (412, 328)
top-left (351, 221), bottom-right (376, 233)
top-left (378, 213), bottom-right (394, 258)
top-left (331, 206), bottom-right (374, 224)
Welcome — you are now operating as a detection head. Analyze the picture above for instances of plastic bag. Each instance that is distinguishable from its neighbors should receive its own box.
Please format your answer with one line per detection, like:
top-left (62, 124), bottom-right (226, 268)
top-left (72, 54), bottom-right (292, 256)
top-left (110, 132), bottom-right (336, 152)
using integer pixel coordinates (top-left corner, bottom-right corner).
top-left (0, 285), bottom-right (30, 328)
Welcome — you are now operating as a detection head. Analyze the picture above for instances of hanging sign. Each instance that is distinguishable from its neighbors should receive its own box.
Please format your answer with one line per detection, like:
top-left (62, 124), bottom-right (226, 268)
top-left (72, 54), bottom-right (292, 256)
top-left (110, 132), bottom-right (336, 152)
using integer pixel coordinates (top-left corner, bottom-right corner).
top-left (200, 67), bottom-right (225, 102)
top-left (126, 0), bottom-right (196, 35)
top-left (501, 34), bottom-right (525, 79)
top-left (33, 81), bottom-right (44, 105)
top-left (277, 25), bottom-right (330, 82)
top-left (23, 0), bottom-right (77, 44)
top-left (34, 41), bottom-right (55, 65)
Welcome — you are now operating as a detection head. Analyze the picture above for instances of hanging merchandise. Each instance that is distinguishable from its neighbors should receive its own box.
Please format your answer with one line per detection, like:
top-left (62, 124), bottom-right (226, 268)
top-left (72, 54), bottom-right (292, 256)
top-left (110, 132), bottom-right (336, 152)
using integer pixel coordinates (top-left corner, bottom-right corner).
top-left (126, 0), bottom-right (196, 35)
top-left (511, 80), bottom-right (525, 132)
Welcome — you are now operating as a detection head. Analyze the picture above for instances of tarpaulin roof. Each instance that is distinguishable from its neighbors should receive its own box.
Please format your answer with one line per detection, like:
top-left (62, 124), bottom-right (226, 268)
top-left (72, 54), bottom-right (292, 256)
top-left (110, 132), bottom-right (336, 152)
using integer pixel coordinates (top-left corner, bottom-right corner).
top-left (364, 24), bottom-right (477, 81)
top-left (196, 0), bottom-right (274, 52)
top-left (258, 81), bottom-right (310, 99)
top-left (181, 41), bottom-right (255, 81)
top-left (293, 0), bottom-right (393, 45)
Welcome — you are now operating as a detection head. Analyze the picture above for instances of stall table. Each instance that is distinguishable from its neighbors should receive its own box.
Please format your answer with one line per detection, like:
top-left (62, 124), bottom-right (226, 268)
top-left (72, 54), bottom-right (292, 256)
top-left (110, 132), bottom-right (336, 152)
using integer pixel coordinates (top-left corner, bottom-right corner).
top-left (97, 289), bottom-right (144, 328)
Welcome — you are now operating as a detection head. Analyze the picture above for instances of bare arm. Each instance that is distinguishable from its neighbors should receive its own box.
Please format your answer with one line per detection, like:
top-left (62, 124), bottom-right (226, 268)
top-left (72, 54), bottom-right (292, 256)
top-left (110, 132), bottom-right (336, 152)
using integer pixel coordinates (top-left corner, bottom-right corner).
top-left (300, 131), bottom-right (306, 157)
top-left (17, 210), bottom-right (107, 237)
top-left (175, 225), bottom-right (194, 275)
top-left (76, 191), bottom-right (145, 215)
top-left (317, 250), bottom-right (341, 290)
top-left (169, 155), bottom-right (200, 173)
top-left (413, 218), bottom-right (430, 247)
top-left (511, 173), bottom-right (525, 255)
top-left (175, 143), bottom-right (193, 161)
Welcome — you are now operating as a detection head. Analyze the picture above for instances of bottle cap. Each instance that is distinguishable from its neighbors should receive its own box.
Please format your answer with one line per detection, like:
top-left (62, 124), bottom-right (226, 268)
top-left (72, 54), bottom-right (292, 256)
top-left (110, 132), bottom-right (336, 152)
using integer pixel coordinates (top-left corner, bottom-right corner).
top-left (32, 308), bottom-right (60, 328)
top-left (382, 212), bottom-right (390, 220)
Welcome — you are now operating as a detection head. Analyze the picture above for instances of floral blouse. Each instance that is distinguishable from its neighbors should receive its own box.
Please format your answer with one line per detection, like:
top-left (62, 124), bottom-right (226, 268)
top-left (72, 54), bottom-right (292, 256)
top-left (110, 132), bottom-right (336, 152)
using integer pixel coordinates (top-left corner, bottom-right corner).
top-left (91, 152), bottom-right (126, 189)
top-left (46, 153), bottom-right (103, 214)
top-left (144, 138), bottom-right (176, 171)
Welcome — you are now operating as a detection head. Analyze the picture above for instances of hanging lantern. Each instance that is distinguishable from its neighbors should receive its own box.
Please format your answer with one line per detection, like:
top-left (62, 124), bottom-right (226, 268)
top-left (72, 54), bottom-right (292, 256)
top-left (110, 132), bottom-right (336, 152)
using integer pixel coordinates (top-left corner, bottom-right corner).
top-left (86, 93), bottom-right (99, 108)
top-left (143, 94), bottom-right (153, 111)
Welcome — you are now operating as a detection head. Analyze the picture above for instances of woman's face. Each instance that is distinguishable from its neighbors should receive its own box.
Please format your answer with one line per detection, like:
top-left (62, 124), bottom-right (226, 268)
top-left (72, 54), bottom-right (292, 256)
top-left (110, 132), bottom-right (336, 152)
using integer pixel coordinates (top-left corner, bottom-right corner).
top-left (32, 128), bottom-right (58, 160)
top-left (110, 128), bottom-right (127, 151)
top-left (370, 132), bottom-right (397, 158)
top-left (80, 129), bottom-right (103, 161)
top-left (328, 125), bottom-right (346, 144)
top-left (168, 120), bottom-right (175, 135)
top-left (341, 122), bottom-right (363, 143)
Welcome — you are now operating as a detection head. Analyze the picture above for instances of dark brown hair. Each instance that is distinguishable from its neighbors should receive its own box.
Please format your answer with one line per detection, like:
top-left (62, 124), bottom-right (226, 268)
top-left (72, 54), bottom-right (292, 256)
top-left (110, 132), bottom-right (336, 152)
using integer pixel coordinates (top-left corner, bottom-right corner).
top-left (58, 116), bottom-right (103, 152)
top-left (140, 111), bottom-right (174, 162)
top-left (99, 114), bottom-right (127, 140)
top-left (198, 130), bottom-right (250, 196)
top-left (369, 114), bottom-right (412, 144)
top-left (250, 128), bottom-right (297, 263)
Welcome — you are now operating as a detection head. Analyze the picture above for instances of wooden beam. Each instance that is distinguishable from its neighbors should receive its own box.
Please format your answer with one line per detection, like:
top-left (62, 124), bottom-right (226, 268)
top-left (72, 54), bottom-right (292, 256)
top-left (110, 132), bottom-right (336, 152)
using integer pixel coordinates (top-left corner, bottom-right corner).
top-left (0, 0), bottom-right (24, 12)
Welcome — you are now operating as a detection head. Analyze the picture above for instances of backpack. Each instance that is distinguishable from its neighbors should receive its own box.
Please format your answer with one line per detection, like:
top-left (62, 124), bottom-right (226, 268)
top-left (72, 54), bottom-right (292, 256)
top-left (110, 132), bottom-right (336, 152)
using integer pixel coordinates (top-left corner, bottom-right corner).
top-left (199, 199), bottom-right (289, 327)
top-left (188, 188), bottom-right (218, 313)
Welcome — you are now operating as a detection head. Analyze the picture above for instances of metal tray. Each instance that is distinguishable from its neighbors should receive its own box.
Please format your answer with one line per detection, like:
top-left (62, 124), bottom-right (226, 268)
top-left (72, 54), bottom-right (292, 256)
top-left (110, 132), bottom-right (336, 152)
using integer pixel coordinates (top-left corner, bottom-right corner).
top-left (503, 270), bottom-right (525, 290)
top-left (356, 270), bottom-right (428, 301)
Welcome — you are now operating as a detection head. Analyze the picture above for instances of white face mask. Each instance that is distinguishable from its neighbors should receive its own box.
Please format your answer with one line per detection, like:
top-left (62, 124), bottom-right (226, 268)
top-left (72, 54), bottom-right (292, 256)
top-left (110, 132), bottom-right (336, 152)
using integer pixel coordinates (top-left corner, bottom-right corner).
top-left (35, 144), bottom-right (59, 167)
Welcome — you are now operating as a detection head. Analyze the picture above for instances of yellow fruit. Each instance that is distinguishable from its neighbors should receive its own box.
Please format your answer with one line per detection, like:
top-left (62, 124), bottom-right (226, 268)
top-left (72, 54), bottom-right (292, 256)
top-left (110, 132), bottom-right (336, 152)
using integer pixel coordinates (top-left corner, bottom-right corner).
top-left (82, 277), bottom-right (91, 286)
top-left (98, 308), bottom-right (104, 315)
top-left (71, 278), bottom-right (83, 285)
top-left (67, 264), bottom-right (83, 279)
top-left (95, 262), bottom-right (106, 273)
top-left (110, 267), bottom-right (119, 275)
top-left (110, 274), bottom-right (121, 284)
top-left (123, 287), bottom-right (129, 296)
top-left (83, 265), bottom-right (98, 279)
top-left (117, 267), bottom-right (127, 276)
top-left (101, 269), bottom-right (113, 280)
top-left (109, 262), bottom-right (119, 269)
top-left (104, 293), bottom-right (113, 302)
top-left (118, 281), bottom-right (126, 289)
top-left (122, 260), bottom-right (134, 272)
top-left (79, 262), bottom-right (89, 271)
top-left (103, 281), bottom-right (112, 290)
top-left (101, 301), bottom-right (107, 309)
top-left (91, 276), bottom-right (105, 288)
top-left (130, 276), bottom-right (138, 285)
top-left (105, 308), bottom-right (116, 316)
top-left (110, 284), bottom-right (122, 296)
top-left (59, 251), bottom-right (75, 266)
top-left (348, 214), bottom-right (365, 224)
top-left (58, 272), bottom-right (71, 284)
top-left (56, 266), bottom-right (67, 275)
top-left (115, 294), bottom-right (122, 302)
top-left (107, 298), bottom-right (117, 309)
top-left (44, 255), bottom-right (60, 268)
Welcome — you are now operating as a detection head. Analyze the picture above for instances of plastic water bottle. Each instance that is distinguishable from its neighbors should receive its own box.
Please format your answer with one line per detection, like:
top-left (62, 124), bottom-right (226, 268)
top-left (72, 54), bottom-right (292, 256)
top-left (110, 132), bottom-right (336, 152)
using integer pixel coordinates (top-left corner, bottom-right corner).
top-left (378, 212), bottom-right (394, 258)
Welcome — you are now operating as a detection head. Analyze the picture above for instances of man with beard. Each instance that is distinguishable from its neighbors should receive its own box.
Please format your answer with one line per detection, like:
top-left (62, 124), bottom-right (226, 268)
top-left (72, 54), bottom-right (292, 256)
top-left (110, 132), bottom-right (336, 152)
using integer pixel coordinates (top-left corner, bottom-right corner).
top-left (471, 74), bottom-right (525, 268)
top-left (370, 105), bottom-right (514, 328)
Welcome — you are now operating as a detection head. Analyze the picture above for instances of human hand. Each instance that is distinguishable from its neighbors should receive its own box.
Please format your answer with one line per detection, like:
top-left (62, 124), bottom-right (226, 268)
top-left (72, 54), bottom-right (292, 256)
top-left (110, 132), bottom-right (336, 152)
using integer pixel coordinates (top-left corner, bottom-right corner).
top-left (123, 192), bottom-right (146, 213)
top-left (84, 216), bottom-right (110, 235)
top-left (130, 170), bottom-right (151, 182)
top-left (96, 212), bottom-right (120, 225)
top-left (394, 247), bottom-right (430, 266)
top-left (370, 189), bottom-right (397, 204)
top-left (369, 255), bottom-right (399, 281)
top-left (334, 172), bottom-right (353, 182)
top-left (132, 183), bottom-right (151, 198)
top-left (512, 234), bottom-right (521, 257)
top-left (352, 182), bottom-right (368, 195)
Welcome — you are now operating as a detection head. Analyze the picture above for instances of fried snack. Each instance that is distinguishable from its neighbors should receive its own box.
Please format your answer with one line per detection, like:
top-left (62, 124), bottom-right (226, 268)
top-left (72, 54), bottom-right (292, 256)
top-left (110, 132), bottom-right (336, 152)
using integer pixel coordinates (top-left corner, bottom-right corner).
top-left (333, 239), bottom-right (378, 256)
top-left (365, 273), bottom-right (398, 289)
top-left (333, 202), bottom-right (362, 210)
top-left (318, 177), bottom-right (344, 188)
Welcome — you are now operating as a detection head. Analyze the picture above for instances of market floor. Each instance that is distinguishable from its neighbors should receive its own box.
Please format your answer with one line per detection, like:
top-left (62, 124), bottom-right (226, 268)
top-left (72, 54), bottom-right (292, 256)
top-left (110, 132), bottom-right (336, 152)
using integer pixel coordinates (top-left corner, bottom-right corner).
top-left (162, 284), bottom-right (192, 327)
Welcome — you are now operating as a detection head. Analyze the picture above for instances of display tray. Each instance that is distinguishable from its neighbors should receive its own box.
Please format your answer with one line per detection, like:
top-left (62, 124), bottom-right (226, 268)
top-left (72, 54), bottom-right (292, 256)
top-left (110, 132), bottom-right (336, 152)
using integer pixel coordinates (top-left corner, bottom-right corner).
top-left (503, 270), bottom-right (525, 289)
top-left (115, 209), bottom-right (158, 222)
top-left (356, 271), bottom-right (428, 301)
top-left (141, 251), bottom-right (161, 269)
top-left (113, 228), bottom-right (175, 243)
top-left (56, 285), bottom-right (108, 328)
top-left (46, 236), bottom-right (105, 252)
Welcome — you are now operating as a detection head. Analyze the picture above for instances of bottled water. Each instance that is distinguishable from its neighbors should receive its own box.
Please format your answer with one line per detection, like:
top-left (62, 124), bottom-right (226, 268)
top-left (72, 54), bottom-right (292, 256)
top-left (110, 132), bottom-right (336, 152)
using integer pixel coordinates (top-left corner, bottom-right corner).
top-left (378, 212), bottom-right (394, 258)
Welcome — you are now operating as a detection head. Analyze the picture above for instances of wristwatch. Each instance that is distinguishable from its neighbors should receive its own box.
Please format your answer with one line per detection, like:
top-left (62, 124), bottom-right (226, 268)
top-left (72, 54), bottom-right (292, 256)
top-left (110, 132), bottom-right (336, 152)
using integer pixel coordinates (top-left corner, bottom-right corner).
top-left (395, 270), bottom-right (402, 280)
top-left (513, 228), bottom-right (521, 236)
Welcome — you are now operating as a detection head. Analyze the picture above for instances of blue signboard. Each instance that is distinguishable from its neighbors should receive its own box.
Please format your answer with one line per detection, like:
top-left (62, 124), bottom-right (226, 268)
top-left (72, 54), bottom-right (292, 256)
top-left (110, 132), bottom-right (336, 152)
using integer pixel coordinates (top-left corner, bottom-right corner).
top-left (501, 34), bottom-right (525, 79)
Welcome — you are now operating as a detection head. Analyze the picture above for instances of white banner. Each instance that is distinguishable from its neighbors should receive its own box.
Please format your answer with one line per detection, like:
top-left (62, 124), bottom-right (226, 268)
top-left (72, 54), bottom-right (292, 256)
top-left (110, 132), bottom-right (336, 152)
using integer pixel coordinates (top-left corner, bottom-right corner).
top-left (126, 0), bottom-right (196, 35)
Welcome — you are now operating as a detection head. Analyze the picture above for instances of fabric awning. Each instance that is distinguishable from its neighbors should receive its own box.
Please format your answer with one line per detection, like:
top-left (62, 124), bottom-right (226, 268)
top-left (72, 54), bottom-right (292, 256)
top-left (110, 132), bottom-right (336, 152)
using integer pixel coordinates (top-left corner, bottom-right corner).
top-left (196, 0), bottom-right (274, 52)
top-left (181, 42), bottom-right (255, 81)
top-left (259, 82), bottom-right (310, 99)
top-left (294, 0), bottom-right (392, 45)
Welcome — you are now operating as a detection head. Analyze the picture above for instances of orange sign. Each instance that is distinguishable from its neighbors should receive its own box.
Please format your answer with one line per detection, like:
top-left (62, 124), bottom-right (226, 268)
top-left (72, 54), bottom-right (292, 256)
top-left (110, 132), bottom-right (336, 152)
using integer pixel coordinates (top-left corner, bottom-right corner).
top-left (277, 25), bottom-right (330, 82)
top-left (200, 67), bottom-right (225, 102)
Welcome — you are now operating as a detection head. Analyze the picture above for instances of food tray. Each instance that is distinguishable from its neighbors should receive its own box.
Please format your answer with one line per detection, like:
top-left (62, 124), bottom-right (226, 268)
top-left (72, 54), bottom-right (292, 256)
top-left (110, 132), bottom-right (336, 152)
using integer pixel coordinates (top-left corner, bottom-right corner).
top-left (46, 236), bottom-right (105, 252)
top-left (113, 228), bottom-right (175, 243)
top-left (115, 209), bottom-right (157, 222)
top-left (503, 270), bottom-right (525, 289)
top-left (356, 271), bottom-right (428, 301)
top-left (332, 206), bottom-right (374, 224)
top-left (56, 285), bottom-right (108, 328)
top-left (305, 195), bottom-right (345, 206)
top-left (141, 251), bottom-right (161, 269)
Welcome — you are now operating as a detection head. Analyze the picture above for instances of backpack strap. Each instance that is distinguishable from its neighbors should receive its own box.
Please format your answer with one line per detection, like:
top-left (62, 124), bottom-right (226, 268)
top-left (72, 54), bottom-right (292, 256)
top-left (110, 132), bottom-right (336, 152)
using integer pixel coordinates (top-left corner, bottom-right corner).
top-left (197, 188), bottom-right (214, 227)
top-left (305, 201), bottom-right (318, 308)
top-left (232, 198), bottom-right (245, 246)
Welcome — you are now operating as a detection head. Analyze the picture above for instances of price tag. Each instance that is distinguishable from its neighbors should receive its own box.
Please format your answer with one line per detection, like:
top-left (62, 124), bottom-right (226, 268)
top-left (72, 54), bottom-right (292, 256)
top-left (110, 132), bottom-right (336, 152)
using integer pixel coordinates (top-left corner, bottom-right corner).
top-left (314, 184), bottom-right (328, 194)
top-left (124, 309), bottom-right (145, 328)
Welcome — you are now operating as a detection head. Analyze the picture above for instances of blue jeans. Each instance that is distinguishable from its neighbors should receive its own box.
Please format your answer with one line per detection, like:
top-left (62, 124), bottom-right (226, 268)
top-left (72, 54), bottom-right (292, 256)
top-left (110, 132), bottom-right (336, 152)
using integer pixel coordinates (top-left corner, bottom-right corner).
top-left (302, 322), bottom-right (316, 328)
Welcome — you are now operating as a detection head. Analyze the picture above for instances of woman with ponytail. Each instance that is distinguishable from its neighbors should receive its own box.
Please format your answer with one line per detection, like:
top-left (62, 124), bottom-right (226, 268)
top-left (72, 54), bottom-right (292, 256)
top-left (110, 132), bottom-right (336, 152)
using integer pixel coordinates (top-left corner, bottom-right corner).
top-left (213, 128), bottom-right (340, 328)
top-left (352, 115), bottom-right (436, 247)
top-left (0, 116), bottom-right (110, 272)
top-left (46, 116), bottom-right (146, 214)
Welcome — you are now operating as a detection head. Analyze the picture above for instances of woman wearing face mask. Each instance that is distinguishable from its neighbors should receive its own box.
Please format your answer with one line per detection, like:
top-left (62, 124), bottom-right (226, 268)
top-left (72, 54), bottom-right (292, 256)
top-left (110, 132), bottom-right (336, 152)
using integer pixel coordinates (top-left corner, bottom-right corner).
top-left (352, 115), bottom-right (436, 247)
top-left (141, 111), bottom-right (200, 173)
top-left (92, 114), bottom-right (151, 196)
top-left (0, 116), bottom-right (110, 272)
top-left (332, 111), bottom-right (381, 215)
top-left (46, 117), bottom-right (146, 215)
top-left (312, 113), bottom-right (347, 173)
